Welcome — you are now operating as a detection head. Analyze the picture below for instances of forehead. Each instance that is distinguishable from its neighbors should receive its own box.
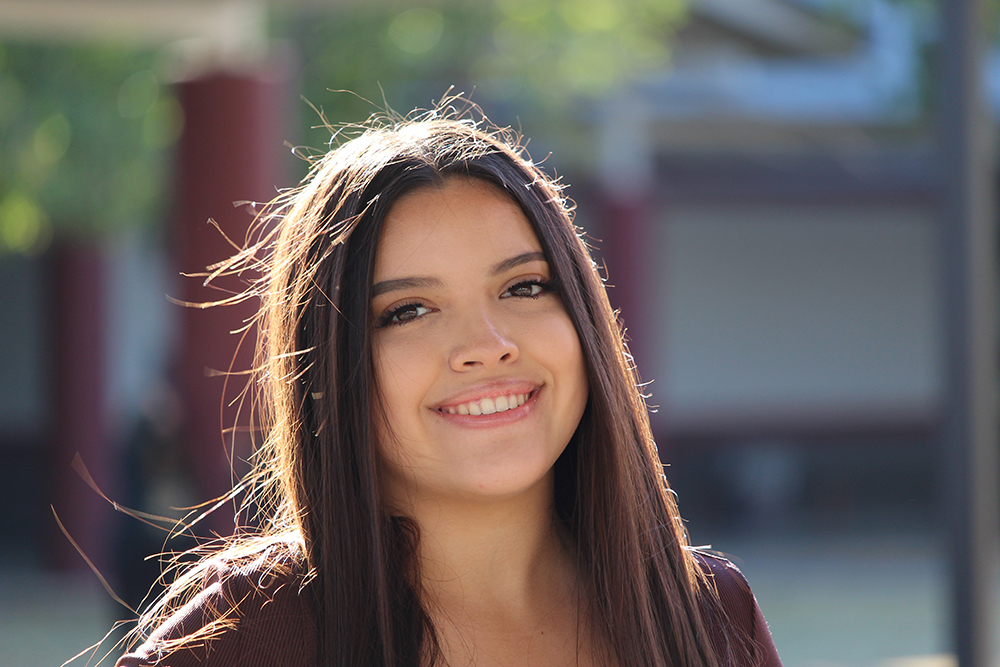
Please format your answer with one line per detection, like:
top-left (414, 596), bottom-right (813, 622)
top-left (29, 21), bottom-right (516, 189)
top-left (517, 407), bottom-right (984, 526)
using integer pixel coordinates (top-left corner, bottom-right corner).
top-left (374, 178), bottom-right (543, 280)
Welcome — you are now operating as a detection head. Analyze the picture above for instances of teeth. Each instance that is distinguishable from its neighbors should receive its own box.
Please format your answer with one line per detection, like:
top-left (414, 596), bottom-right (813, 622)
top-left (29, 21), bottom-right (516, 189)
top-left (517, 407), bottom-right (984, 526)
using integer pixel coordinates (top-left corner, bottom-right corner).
top-left (443, 393), bottom-right (528, 416)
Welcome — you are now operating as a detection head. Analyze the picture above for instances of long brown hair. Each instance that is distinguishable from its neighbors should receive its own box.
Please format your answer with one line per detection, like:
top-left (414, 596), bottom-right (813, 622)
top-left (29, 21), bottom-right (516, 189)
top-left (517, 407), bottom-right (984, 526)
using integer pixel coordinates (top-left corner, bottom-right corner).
top-left (134, 103), bottom-right (736, 667)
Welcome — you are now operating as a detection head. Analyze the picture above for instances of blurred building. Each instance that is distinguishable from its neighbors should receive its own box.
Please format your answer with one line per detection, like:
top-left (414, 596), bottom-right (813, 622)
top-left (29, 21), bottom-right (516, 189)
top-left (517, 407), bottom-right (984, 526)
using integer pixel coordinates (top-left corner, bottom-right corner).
top-left (2, 1), bottom-right (987, 664)
top-left (0, 0), bottom-right (961, 586)
top-left (576, 0), bottom-right (943, 537)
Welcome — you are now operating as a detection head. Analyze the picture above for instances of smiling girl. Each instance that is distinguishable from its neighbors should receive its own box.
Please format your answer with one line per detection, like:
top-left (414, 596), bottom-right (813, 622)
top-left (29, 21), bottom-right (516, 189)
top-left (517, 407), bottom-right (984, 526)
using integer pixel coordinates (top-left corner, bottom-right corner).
top-left (116, 107), bottom-right (780, 667)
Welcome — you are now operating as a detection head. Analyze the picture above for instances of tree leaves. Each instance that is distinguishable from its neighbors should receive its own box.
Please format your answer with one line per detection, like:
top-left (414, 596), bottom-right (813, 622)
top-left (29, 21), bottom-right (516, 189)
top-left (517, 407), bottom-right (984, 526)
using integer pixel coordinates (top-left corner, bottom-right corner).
top-left (0, 42), bottom-right (179, 253)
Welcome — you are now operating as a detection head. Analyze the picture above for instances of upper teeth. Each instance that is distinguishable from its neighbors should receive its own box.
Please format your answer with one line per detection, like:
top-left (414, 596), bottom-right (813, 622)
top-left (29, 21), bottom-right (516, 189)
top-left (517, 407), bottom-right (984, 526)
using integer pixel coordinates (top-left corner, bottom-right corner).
top-left (444, 393), bottom-right (528, 415)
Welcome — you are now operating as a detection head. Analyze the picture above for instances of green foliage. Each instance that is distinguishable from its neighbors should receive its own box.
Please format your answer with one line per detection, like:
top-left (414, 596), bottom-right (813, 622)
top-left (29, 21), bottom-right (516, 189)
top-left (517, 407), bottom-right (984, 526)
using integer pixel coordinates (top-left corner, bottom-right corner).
top-left (279, 0), bottom-right (687, 153)
top-left (0, 1), bottom-right (686, 252)
top-left (0, 42), bottom-right (182, 255)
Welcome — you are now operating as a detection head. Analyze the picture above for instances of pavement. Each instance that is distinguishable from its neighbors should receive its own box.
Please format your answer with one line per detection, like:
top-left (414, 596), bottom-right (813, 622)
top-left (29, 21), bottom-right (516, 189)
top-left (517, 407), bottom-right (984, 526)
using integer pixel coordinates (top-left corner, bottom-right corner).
top-left (717, 531), bottom-right (957, 667)
top-left (0, 567), bottom-right (121, 667)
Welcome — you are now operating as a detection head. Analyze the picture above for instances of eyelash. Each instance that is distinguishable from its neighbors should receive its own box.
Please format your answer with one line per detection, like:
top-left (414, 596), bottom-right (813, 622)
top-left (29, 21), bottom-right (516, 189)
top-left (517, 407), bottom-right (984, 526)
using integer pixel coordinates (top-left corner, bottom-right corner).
top-left (502, 278), bottom-right (558, 299)
top-left (375, 278), bottom-right (560, 329)
top-left (376, 302), bottom-right (430, 328)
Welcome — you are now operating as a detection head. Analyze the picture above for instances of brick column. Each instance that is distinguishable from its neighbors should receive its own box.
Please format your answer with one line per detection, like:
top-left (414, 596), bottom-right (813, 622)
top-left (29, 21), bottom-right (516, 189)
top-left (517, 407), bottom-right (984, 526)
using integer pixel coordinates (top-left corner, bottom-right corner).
top-left (48, 241), bottom-right (114, 573)
top-left (173, 65), bottom-right (290, 536)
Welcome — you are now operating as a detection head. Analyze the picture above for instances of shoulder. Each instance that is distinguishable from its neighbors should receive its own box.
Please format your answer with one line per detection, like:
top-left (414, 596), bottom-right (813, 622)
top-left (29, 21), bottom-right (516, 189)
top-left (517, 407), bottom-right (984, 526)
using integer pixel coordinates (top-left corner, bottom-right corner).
top-left (117, 542), bottom-right (318, 667)
top-left (694, 550), bottom-right (756, 625)
top-left (691, 550), bottom-right (783, 667)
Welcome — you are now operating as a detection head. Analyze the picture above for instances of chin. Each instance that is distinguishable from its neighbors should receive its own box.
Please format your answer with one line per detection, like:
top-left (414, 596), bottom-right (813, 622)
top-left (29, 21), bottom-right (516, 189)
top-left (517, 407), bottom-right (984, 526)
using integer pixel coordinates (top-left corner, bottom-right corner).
top-left (448, 461), bottom-right (558, 503)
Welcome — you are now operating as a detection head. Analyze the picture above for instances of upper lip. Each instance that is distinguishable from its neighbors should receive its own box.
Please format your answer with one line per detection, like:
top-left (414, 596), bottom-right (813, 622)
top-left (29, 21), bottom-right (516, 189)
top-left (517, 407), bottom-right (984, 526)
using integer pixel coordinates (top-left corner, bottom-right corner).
top-left (432, 379), bottom-right (540, 410)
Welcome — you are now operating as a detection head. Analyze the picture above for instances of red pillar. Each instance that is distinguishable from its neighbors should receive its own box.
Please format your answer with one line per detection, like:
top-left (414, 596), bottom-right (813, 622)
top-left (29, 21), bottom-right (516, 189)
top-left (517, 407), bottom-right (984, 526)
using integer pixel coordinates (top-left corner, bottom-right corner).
top-left (597, 195), bottom-right (655, 377)
top-left (173, 66), bottom-right (290, 535)
top-left (48, 242), bottom-right (114, 573)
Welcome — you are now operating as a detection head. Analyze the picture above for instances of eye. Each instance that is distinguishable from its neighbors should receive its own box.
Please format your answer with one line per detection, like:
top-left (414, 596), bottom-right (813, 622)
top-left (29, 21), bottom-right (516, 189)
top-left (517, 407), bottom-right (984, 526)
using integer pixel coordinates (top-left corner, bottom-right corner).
top-left (378, 302), bottom-right (432, 327)
top-left (503, 280), bottom-right (550, 299)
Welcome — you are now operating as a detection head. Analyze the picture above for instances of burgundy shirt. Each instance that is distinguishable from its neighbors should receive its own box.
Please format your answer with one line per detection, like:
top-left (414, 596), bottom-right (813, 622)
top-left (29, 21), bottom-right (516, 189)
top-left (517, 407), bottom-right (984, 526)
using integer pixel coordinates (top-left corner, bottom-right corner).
top-left (118, 552), bottom-right (781, 666)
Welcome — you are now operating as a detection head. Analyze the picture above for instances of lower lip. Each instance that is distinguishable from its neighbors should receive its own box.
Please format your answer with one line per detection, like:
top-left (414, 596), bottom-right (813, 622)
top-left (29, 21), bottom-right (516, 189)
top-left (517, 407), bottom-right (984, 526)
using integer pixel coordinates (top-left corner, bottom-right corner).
top-left (433, 389), bottom-right (540, 428)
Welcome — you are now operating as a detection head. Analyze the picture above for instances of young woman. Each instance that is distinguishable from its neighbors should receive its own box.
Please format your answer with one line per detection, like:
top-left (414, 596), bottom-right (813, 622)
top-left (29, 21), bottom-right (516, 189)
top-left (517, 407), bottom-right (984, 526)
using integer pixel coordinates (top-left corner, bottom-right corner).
top-left (116, 109), bottom-right (781, 667)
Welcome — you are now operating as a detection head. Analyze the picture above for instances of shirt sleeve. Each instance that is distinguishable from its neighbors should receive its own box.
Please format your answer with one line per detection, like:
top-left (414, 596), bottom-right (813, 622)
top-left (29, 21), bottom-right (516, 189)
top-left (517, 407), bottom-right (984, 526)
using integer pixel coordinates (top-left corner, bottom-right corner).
top-left (695, 551), bottom-right (783, 667)
top-left (116, 561), bottom-right (317, 667)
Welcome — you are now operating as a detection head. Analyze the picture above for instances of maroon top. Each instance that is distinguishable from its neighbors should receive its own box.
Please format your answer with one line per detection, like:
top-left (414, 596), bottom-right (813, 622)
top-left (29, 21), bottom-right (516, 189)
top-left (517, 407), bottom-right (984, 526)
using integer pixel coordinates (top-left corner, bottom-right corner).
top-left (117, 552), bottom-right (781, 667)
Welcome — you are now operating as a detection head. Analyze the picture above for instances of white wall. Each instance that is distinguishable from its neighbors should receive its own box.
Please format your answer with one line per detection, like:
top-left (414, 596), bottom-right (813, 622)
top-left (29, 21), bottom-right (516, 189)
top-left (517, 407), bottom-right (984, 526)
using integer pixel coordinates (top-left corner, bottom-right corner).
top-left (652, 203), bottom-right (941, 432)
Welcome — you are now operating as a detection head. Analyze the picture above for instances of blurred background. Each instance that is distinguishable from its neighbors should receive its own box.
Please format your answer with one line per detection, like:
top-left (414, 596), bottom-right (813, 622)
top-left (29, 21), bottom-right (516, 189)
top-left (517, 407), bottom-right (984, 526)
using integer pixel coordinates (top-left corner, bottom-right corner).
top-left (0, 0), bottom-right (994, 665)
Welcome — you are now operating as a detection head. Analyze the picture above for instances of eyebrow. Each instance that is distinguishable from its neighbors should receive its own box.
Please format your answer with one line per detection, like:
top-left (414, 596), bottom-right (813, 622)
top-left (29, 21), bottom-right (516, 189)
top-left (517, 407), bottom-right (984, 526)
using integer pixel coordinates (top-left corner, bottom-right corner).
top-left (488, 251), bottom-right (547, 277)
top-left (371, 251), bottom-right (548, 298)
top-left (371, 276), bottom-right (442, 298)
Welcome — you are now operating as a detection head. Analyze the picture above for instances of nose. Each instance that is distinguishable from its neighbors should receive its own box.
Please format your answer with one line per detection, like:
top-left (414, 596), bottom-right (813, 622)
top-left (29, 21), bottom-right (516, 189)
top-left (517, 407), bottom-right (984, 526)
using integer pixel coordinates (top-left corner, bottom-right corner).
top-left (448, 309), bottom-right (519, 371)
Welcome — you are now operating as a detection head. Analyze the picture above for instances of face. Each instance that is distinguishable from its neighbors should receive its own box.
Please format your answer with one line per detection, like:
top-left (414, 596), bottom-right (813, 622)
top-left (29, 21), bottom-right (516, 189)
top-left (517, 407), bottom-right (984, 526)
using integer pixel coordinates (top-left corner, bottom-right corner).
top-left (371, 177), bottom-right (588, 507)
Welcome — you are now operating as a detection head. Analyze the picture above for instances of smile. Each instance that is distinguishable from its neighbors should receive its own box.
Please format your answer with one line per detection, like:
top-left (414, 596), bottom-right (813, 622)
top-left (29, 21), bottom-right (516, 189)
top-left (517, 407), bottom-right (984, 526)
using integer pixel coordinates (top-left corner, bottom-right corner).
top-left (439, 391), bottom-right (531, 416)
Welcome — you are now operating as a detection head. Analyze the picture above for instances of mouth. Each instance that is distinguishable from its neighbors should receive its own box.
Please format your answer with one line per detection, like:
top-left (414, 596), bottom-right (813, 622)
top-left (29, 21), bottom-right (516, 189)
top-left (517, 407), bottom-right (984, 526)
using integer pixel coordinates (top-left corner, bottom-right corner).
top-left (437, 389), bottom-right (536, 416)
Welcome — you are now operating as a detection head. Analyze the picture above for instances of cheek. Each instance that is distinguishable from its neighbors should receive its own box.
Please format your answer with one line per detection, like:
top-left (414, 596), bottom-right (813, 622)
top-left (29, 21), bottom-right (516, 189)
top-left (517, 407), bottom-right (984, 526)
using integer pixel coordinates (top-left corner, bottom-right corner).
top-left (375, 334), bottom-right (425, 389)
top-left (372, 359), bottom-right (413, 478)
top-left (555, 314), bottom-right (585, 370)
top-left (540, 312), bottom-right (589, 403)
top-left (373, 337), bottom-right (436, 434)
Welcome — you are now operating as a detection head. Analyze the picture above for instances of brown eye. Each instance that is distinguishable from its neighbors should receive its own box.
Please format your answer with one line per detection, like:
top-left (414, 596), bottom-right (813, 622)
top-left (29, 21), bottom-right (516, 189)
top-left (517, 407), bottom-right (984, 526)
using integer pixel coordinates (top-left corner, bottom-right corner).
top-left (396, 305), bottom-right (423, 322)
top-left (504, 281), bottom-right (545, 298)
top-left (378, 302), bottom-right (432, 327)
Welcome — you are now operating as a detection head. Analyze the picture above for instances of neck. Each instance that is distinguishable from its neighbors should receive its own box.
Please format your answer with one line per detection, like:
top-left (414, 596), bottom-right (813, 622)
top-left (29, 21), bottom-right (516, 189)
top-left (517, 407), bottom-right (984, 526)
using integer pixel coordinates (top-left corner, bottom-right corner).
top-left (386, 472), bottom-right (605, 667)
top-left (394, 471), bottom-right (577, 621)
